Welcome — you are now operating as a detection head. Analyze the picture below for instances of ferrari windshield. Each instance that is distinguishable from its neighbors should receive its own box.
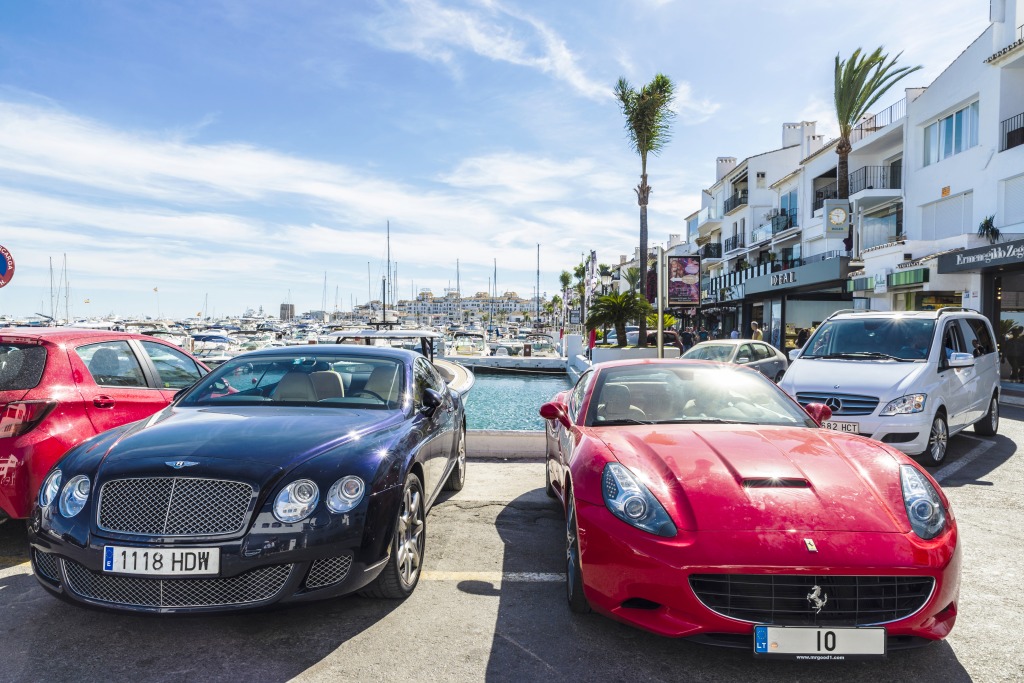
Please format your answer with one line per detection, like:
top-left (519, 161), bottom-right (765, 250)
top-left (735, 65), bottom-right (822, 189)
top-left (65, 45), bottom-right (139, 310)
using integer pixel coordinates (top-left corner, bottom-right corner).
top-left (585, 364), bottom-right (816, 427)
top-left (800, 318), bottom-right (935, 361)
top-left (179, 354), bottom-right (406, 409)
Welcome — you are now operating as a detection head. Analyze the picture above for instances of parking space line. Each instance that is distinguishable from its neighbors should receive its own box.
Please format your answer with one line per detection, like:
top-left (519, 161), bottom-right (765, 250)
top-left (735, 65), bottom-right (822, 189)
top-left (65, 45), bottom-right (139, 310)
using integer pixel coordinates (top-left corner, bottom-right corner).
top-left (421, 571), bottom-right (564, 583)
top-left (933, 438), bottom-right (996, 483)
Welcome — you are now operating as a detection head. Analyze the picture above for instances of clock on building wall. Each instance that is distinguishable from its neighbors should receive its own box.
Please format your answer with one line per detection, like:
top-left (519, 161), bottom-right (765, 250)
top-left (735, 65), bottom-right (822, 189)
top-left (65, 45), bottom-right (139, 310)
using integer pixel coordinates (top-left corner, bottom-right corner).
top-left (823, 199), bottom-right (851, 236)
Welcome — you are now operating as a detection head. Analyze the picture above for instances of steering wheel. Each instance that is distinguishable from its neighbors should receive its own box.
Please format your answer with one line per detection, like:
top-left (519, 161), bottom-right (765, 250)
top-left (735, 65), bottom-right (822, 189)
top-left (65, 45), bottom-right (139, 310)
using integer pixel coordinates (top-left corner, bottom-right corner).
top-left (351, 389), bottom-right (386, 402)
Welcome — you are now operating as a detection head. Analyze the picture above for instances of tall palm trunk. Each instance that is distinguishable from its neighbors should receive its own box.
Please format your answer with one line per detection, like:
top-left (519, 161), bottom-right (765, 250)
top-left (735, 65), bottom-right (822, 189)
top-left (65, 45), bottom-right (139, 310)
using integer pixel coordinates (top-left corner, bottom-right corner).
top-left (637, 171), bottom-right (650, 347)
top-left (836, 139), bottom-right (851, 251)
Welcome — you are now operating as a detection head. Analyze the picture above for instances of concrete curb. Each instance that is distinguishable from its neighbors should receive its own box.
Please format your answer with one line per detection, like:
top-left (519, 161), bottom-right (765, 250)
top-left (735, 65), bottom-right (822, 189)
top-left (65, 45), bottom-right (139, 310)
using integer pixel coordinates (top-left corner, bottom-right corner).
top-left (467, 430), bottom-right (545, 460)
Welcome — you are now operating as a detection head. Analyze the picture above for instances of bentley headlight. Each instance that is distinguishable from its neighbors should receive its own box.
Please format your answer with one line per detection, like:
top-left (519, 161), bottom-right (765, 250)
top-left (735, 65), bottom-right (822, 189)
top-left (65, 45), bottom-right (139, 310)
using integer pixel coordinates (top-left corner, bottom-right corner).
top-left (326, 476), bottom-right (365, 514)
top-left (880, 394), bottom-right (927, 416)
top-left (273, 479), bottom-right (319, 523)
top-left (59, 475), bottom-right (91, 518)
top-left (39, 470), bottom-right (62, 508)
top-left (900, 465), bottom-right (947, 540)
top-left (602, 463), bottom-right (676, 537)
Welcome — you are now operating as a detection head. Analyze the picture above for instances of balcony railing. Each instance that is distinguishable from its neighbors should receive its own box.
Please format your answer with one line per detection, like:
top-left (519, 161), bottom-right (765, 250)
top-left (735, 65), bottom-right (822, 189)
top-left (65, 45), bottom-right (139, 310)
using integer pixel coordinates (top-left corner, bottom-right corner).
top-left (812, 182), bottom-right (838, 212)
top-left (1001, 111), bottom-right (1024, 152)
top-left (700, 242), bottom-right (722, 259)
top-left (751, 224), bottom-right (773, 244)
top-left (848, 166), bottom-right (902, 194)
top-left (771, 208), bottom-right (799, 233)
top-left (849, 98), bottom-right (907, 144)
top-left (723, 190), bottom-right (748, 214)
top-left (696, 206), bottom-right (719, 226)
top-left (723, 234), bottom-right (745, 252)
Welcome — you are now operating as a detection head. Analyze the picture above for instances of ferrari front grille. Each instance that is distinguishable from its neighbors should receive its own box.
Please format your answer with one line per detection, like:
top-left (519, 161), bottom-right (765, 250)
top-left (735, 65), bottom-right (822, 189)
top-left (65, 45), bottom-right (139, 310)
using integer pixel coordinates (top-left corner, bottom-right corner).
top-left (97, 477), bottom-right (253, 536)
top-left (63, 560), bottom-right (292, 608)
top-left (304, 555), bottom-right (354, 589)
top-left (689, 574), bottom-right (935, 626)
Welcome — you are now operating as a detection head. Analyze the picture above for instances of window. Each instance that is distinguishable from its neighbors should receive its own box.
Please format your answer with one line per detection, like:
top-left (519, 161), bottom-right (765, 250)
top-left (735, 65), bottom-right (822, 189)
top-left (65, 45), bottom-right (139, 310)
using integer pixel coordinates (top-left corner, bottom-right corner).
top-left (78, 341), bottom-right (146, 387)
top-left (959, 318), bottom-right (994, 357)
top-left (140, 341), bottom-right (203, 389)
top-left (568, 370), bottom-right (594, 421)
top-left (737, 344), bottom-right (754, 362)
top-left (924, 101), bottom-right (979, 165)
top-left (753, 343), bottom-right (774, 361)
top-left (922, 192), bottom-right (973, 240)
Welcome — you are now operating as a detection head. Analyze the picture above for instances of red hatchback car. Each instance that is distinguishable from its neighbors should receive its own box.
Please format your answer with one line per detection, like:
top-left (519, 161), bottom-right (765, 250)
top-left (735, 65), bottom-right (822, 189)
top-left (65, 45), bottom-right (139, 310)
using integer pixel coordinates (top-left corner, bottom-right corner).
top-left (0, 328), bottom-right (208, 520)
top-left (540, 359), bottom-right (960, 658)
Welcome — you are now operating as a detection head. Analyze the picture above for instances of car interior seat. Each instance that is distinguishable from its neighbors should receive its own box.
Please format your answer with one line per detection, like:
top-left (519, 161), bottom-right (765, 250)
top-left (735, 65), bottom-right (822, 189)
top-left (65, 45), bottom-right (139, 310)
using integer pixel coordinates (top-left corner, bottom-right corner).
top-left (597, 384), bottom-right (646, 422)
top-left (272, 372), bottom-right (318, 402)
top-left (310, 371), bottom-right (345, 400)
top-left (362, 365), bottom-right (400, 404)
top-left (88, 348), bottom-right (122, 383)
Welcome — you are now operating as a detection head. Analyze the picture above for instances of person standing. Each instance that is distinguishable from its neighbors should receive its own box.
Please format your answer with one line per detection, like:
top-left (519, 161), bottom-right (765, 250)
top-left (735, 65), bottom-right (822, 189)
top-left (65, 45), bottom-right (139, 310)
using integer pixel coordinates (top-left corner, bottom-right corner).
top-left (750, 321), bottom-right (763, 340)
top-left (1006, 327), bottom-right (1023, 382)
top-left (680, 327), bottom-right (694, 351)
top-left (730, 328), bottom-right (739, 339)
top-left (796, 327), bottom-right (809, 348)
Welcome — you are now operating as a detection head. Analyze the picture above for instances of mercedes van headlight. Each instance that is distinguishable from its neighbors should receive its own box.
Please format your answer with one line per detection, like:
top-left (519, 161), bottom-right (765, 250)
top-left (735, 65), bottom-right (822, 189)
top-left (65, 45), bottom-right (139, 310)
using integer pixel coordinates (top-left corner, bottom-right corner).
top-left (880, 394), bottom-right (927, 416)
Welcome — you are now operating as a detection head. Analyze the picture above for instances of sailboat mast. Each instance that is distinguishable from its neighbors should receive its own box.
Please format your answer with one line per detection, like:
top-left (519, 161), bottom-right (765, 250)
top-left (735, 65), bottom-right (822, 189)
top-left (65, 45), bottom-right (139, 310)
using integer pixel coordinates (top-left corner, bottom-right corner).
top-left (536, 243), bottom-right (541, 324)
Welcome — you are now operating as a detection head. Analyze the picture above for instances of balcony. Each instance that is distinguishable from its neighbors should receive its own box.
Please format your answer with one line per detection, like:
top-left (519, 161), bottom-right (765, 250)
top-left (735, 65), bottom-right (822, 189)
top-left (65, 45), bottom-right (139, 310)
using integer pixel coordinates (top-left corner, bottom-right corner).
top-left (849, 98), bottom-right (907, 145)
top-left (812, 182), bottom-right (838, 212)
top-left (723, 190), bottom-right (748, 214)
top-left (848, 165), bottom-right (902, 195)
top-left (751, 224), bottom-right (773, 244)
top-left (1001, 111), bottom-right (1024, 152)
top-left (700, 242), bottom-right (723, 260)
top-left (772, 208), bottom-right (799, 234)
top-left (723, 234), bottom-right (746, 253)
top-left (696, 206), bottom-right (721, 239)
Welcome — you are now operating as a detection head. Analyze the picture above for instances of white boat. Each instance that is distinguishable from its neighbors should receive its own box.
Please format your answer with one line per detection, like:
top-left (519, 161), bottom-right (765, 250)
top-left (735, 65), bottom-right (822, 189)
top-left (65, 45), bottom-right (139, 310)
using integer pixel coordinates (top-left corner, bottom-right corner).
top-left (447, 332), bottom-right (490, 357)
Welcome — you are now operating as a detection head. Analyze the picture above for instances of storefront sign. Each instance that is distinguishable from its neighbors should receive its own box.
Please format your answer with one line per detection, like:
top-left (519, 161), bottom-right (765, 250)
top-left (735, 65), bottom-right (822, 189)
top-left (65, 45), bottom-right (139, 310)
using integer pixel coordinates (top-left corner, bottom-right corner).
top-left (937, 239), bottom-right (1024, 273)
top-left (874, 270), bottom-right (888, 294)
top-left (770, 271), bottom-right (796, 286)
top-left (888, 268), bottom-right (929, 287)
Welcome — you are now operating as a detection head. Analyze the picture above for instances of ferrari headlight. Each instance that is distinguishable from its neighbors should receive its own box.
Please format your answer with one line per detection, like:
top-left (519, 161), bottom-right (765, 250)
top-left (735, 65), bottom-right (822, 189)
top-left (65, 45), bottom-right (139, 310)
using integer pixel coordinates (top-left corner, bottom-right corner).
top-left (39, 470), bottom-right (62, 508)
top-left (900, 465), bottom-right (947, 540)
top-left (880, 394), bottom-right (927, 416)
top-left (602, 462), bottom-right (676, 537)
top-left (273, 479), bottom-right (319, 523)
top-left (326, 476), bottom-right (365, 514)
top-left (59, 475), bottom-right (91, 518)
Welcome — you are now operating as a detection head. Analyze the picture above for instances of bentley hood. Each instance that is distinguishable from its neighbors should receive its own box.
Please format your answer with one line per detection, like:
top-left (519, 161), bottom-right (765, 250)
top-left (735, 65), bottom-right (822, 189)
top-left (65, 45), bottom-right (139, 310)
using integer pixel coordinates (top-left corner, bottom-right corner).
top-left (597, 425), bottom-right (910, 534)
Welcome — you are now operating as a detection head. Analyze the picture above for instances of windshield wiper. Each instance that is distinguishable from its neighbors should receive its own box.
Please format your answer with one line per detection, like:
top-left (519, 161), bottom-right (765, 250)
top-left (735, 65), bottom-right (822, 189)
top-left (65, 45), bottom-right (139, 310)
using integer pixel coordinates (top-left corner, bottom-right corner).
top-left (659, 418), bottom-right (759, 425)
top-left (818, 352), bottom-right (912, 361)
top-left (596, 418), bottom-right (653, 426)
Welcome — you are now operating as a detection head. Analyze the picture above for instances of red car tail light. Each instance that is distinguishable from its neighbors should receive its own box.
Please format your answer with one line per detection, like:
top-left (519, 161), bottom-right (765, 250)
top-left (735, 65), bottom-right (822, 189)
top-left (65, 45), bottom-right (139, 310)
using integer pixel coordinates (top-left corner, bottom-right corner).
top-left (0, 400), bottom-right (57, 439)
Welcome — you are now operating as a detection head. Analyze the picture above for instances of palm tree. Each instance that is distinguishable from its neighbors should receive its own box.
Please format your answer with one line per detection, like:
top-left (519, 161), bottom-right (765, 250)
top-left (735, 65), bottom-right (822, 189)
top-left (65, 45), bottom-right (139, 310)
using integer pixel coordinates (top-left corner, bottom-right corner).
top-left (623, 266), bottom-right (641, 293)
top-left (586, 291), bottom-right (651, 348)
top-left (615, 74), bottom-right (676, 347)
top-left (834, 48), bottom-right (921, 250)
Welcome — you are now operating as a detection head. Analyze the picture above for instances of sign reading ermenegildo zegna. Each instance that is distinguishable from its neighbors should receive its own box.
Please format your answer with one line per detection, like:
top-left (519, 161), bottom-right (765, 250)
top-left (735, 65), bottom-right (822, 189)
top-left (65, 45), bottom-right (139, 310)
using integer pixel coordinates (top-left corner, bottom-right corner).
top-left (937, 239), bottom-right (1024, 273)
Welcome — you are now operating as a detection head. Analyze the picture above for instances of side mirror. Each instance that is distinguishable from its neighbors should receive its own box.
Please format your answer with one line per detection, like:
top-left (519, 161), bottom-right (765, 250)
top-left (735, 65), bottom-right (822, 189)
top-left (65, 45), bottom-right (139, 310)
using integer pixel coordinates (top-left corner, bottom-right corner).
top-left (803, 402), bottom-right (833, 426)
top-left (946, 351), bottom-right (975, 368)
top-left (736, 356), bottom-right (750, 364)
top-left (539, 400), bottom-right (571, 429)
top-left (422, 388), bottom-right (444, 413)
top-left (788, 348), bottom-right (801, 361)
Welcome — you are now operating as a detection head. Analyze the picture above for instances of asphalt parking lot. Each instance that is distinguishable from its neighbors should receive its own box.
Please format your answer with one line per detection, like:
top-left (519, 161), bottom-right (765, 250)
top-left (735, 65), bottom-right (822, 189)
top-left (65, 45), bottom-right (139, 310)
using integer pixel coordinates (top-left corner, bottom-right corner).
top-left (1, 413), bottom-right (1022, 683)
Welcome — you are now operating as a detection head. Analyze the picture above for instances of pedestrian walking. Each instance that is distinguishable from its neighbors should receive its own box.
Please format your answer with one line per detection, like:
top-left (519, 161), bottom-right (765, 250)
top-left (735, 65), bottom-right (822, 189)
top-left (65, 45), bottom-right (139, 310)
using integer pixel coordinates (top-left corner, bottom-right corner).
top-left (1006, 327), bottom-right (1024, 381)
top-left (750, 321), bottom-right (763, 341)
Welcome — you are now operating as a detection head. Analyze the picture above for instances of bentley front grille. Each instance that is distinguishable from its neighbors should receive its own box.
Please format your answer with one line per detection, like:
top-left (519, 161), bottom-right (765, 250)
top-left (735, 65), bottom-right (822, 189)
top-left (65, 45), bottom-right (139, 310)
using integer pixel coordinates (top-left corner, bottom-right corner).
top-left (63, 560), bottom-right (292, 608)
top-left (689, 574), bottom-right (935, 626)
top-left (98, 477), bottom-right (253, 536)
top-left (304, 555), bottom-right (354, 589)
top-left (33, 550), bottom-right (60, 583)
top-left (795, 392), bottom-right (879, 416)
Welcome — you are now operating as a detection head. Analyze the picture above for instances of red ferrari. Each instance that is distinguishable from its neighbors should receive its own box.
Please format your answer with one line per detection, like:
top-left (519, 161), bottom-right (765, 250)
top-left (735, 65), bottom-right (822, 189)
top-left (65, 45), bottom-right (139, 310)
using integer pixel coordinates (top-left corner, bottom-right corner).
top-left (539, 359), bottom-right (960, 658)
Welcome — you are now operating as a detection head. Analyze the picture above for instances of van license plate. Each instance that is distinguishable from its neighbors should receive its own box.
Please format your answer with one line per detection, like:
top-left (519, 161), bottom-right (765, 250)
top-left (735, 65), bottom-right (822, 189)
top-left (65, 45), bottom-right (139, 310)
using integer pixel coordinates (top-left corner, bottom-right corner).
top-left (823, 421), bottom-right (858, 433)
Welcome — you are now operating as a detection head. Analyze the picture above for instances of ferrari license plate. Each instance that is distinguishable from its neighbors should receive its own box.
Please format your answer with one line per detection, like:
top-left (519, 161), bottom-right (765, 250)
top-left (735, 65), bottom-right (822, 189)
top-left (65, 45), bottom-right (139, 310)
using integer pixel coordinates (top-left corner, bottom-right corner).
top-left (822, 420), bottom-right (858, 433)
top-left (103, 546), bottom-right (220, 576)
top-left (754, 625), bottom-right (885, 659)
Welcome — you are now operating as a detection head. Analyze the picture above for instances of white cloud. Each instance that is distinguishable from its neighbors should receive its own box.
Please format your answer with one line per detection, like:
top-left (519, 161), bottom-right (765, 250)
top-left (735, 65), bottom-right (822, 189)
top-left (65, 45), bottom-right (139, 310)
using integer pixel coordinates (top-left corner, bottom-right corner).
top-left (364, 0), bottom-right (609, 100)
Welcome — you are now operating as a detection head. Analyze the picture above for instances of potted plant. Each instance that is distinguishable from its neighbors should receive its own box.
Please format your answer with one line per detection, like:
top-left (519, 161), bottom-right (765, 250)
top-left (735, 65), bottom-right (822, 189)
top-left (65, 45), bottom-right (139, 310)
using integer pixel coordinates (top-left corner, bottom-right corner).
top-left (978, 215), bottom-right (1000, 245)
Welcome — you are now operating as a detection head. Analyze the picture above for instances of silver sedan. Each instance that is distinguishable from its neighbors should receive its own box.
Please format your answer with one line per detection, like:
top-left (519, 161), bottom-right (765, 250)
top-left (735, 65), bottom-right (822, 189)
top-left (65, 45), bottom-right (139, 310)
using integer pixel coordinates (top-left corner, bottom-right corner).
top-left (681, 339), bottom-right (789, 382)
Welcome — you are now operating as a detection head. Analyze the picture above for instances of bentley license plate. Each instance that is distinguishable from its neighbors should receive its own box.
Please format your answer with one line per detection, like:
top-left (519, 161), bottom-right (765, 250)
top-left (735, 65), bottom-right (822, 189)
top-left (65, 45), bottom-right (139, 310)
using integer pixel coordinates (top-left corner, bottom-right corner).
top-left (754, 625), bottom-right (885, 659)
top-left (822, 420), bottom-right (858, 433)
top-left (103, 546), bottom-right (220, 576)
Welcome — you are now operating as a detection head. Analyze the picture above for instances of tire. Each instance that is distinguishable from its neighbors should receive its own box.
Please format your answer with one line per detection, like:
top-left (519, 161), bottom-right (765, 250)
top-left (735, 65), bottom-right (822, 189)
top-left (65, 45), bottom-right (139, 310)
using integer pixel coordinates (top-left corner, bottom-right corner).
top-left (544, 461), bottom-right (556, 498)
top-left (922, 412), bottom-right (949, 465)
top-left (565, 495), bottom-right (590, 614)
top-left (361, 475), bottom-right (425, 599)
top-left (443, 425), bottom-right (467, 491)
top-left (774, 370), bottom-right (785, 383)
top-left (974, 395), bottom-right (999, 436)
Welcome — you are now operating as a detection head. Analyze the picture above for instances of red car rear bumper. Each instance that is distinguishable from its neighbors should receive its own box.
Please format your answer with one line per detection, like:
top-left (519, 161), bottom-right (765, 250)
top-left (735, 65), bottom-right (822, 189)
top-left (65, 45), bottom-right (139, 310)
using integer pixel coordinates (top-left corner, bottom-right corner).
top-left (0, 431), bottom-right (73, 519)
top-left (575, 500), bottom-right (960, 642)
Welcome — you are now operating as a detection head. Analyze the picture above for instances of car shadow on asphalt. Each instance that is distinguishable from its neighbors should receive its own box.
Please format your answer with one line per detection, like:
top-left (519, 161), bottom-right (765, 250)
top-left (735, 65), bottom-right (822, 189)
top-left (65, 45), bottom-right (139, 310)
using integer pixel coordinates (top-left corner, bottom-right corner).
top-left (467, 490), bottom-right (973, 683)
top-left (0, 555), bottom-right (402, 682)
top-left (938, 433), bottom-right (1017, 488)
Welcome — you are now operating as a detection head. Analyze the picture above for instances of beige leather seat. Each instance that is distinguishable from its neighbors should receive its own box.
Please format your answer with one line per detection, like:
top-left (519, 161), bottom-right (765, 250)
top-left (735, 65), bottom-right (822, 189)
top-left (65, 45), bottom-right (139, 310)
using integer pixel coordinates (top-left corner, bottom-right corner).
top-left (597, 384), bottom-right (646, 422)
top-left (362, 365), bottom-right (400, 403)
top-left (272, 372), bottom-right (318, 402)
top-left (310, 371), bottom-right (345, 400)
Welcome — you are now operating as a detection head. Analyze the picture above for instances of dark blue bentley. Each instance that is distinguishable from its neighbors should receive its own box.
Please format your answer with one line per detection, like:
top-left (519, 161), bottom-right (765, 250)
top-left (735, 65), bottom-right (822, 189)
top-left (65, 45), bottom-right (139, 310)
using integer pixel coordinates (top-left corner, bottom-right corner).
top-left (27, 345), bottom-right (468, 613)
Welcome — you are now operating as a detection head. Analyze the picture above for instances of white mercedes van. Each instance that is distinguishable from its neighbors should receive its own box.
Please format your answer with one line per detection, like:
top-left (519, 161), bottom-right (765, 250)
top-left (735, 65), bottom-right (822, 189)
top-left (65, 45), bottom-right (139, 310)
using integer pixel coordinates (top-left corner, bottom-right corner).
top-left (780, 308), bottom-right (1000, 464)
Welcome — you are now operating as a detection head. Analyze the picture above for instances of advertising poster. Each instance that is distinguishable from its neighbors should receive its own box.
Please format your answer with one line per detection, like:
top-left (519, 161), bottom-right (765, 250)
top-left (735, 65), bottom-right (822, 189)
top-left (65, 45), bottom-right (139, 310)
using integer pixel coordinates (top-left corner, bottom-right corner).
top-left (667, 255), bottom-right (700, 306)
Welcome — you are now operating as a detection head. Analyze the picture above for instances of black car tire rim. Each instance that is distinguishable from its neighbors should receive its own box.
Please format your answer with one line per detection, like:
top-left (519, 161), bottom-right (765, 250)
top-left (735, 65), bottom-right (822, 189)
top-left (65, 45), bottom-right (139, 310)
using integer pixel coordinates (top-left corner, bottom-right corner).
top-left (565, 495), bottom-right (589, 613)
top-left (928, 415), bottom-right (948, 464)
top-left (397, 481), bottom-right (425, 587)
top-left (988, 398), bottom-right (999, 433)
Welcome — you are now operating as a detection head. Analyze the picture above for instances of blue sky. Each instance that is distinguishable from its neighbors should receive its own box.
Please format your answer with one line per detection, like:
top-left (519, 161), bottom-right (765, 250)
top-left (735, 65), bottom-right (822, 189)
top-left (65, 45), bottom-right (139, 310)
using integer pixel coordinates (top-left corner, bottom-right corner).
top-left (0, 0), bottom-right (991, 320)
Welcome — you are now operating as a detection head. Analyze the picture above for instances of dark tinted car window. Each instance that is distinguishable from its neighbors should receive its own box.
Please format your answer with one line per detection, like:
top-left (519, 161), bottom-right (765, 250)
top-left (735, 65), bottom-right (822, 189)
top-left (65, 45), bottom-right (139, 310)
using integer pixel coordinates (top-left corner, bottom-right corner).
top-left (959, 318), bottom-right (994, 356)
top-left (0, 344), bottom-right (47, 391)
top-left (140, 341), bottom-right (204, 389)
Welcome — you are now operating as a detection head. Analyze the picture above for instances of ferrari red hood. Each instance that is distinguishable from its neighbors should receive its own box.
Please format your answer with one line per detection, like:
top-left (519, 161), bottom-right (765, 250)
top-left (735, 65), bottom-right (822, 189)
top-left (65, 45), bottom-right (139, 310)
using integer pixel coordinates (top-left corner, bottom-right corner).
top-left (596, 425), bottom-right (907, 533)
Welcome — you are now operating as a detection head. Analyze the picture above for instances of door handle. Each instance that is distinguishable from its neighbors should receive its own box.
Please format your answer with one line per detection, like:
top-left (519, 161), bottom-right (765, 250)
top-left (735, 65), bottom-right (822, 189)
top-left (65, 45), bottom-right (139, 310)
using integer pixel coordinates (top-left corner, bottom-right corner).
top-left (93, 395), bottom-right (115, 409)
